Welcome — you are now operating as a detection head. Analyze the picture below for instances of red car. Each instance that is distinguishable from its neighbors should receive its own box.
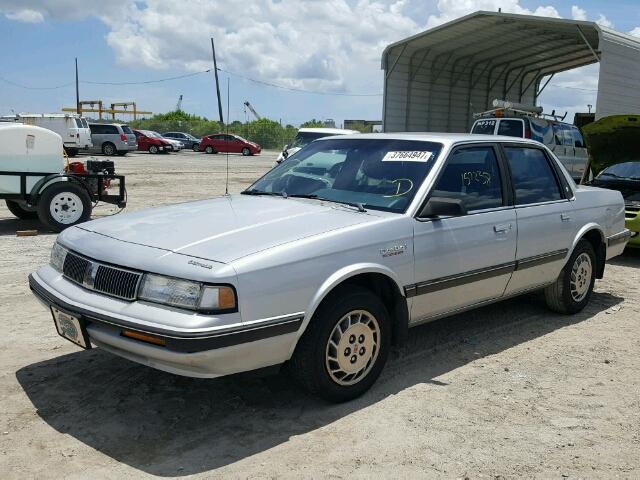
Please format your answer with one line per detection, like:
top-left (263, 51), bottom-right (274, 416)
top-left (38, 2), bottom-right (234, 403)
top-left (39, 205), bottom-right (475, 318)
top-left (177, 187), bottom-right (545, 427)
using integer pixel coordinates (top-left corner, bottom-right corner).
top-left (133, 129), bottom-right (172, 154)
top-left (199, 133), bottom-right (261, 156)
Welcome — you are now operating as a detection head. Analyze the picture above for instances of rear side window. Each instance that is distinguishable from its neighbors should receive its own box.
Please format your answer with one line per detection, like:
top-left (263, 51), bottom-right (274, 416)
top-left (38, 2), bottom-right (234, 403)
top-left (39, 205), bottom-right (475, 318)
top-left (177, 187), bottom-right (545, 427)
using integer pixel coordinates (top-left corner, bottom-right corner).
top-left (504, 147), bottom-right (562, 205)
top-left (471, 119), bottom-right (496, 135)
top-left (432, 146), bottom-right (503, 211)
top-left (497, 119), bottom-right (524, 138)
top-left (89, 124), bottom-right (100, 134)
top-left (572, 127), bottom-right (585, 148)
top-left (104, 125), bottom-right (118, 134)
top-left (74, 118), bottom-right (83, 128)
top-left (121, 125), bottom-right (132, 134)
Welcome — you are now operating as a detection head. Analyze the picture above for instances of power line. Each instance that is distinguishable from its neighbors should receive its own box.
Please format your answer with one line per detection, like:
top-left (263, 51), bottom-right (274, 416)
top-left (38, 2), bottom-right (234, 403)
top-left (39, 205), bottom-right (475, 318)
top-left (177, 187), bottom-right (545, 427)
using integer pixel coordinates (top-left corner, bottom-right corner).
top-left (82, 69), bottom-right (212, 85)
top-left (0, 76), bottom-right (73, 90)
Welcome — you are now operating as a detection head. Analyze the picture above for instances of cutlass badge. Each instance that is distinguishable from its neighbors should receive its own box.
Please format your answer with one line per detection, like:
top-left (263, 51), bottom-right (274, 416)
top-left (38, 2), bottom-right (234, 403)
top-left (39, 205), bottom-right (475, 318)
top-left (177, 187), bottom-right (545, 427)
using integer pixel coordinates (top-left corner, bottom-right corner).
top-left (380, 244), bottom-right (407, 258)
top-left (188, 260), bottom-right (213, 270)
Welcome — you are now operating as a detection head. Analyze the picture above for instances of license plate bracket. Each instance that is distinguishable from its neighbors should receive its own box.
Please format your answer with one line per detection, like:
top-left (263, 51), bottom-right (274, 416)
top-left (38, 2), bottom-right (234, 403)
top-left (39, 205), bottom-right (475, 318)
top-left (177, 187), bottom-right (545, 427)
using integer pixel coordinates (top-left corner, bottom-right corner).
top-left (51, 307), bottom-right (92, 349)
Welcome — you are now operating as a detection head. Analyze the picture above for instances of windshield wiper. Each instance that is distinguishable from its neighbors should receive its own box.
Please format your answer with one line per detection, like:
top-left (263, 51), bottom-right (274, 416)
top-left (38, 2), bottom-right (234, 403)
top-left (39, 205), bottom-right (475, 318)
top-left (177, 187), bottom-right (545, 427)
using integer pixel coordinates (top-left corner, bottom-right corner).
top-left (287, 194), bottom-right (366, 212)
top-left (241, 189), bottom-right (285, 197)
top-left (599, 172), bottom-right (623, 179)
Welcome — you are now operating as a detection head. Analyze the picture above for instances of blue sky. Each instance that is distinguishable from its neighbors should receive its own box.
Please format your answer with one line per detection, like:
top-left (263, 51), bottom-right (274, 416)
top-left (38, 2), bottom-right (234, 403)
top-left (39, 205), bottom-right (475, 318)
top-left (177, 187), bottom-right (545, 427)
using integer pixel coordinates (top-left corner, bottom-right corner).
top-left (0, 0), bottom-right (638, 127)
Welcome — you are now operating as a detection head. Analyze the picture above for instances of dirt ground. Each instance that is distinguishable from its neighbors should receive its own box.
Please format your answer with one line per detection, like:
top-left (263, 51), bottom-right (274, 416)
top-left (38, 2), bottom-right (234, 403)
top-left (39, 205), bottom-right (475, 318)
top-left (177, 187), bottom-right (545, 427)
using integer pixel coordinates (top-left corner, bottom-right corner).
top-left (1, 150), bottom-right (639, 479)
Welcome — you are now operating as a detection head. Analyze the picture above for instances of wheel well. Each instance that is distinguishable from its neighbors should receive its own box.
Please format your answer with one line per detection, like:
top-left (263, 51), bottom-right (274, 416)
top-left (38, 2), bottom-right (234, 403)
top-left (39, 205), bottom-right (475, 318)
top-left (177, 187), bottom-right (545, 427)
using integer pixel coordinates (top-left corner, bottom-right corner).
top-left (581, 229), bottom-right (606, 279)
top-left (327, 273), bottom-right (409, 346)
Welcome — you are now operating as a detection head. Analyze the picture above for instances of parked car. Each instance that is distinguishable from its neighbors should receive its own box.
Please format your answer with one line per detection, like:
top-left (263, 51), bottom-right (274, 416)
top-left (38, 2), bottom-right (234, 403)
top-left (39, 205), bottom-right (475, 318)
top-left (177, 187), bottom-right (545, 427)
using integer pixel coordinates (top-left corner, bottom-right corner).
top-left (0, 113), bottom-right (91, 157)
top-left (276, 127), bottom-right (360, 164)
top-left (199, 133), bottom-right (261, 155)
top-left (161, 136), bottom-right (183, 152)
top-left (471, 103), bottom-right (588, 181)
top-left (87, 123), bottom-right (137, 156)
top-left (587, 161), bottom-right (640, 247)
top-left (163, 132), bottom-right (200, 151)
top-left (133, 129), bottom-right (172, 154)
top-left (29, 133), bottom-right (629, 402)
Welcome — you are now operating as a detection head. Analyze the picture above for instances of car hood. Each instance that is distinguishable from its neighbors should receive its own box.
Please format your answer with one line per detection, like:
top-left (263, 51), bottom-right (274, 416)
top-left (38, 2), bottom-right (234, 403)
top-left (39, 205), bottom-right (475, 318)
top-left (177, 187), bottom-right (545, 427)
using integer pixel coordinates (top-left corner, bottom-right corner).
top-left (76, 194), bottom-right (381, 263)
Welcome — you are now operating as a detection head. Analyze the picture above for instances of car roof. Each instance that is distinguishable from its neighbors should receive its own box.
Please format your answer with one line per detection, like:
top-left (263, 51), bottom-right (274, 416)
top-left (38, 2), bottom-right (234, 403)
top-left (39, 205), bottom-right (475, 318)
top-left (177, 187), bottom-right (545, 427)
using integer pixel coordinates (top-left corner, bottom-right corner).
top-left (298, 128), bottom-right (360, 134)
top-left (313, 132), bottom-right (542, 147)
top-left (473, 116), bottom-right (576, 127)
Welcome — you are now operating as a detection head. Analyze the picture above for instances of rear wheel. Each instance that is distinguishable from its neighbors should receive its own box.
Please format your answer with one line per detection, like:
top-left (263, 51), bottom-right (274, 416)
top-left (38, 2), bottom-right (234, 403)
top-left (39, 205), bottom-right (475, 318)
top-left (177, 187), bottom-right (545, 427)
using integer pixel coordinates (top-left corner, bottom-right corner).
top-left (288, 286), bottom-right (390, 402)
top-left (37, 182), bottom-right (92, 232)
top-left (102, 142), bottom-right (116, 156)
top-left (149, 145), bottom-right (159, 154)
top-left (5, 200), bottom-right (38, 219)
top-left (192, 143), bottom-right (200, 152)
top-left (242, 147), bottom-right (251, 156)
top-left (544, 239), bottom-right (596, 314)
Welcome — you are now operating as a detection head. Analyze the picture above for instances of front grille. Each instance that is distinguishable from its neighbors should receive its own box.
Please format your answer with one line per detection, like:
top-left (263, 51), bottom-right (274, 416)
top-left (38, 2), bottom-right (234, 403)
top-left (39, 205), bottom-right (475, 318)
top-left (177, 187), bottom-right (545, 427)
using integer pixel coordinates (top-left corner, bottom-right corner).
top-left (94, 265), bottom-right (141, 300)
top-left (63, 253), bottom-right (90, 284)
top-left (62, 251), bottom-right (141, 301)
top-left (625, 206), bottom-right (639, 220)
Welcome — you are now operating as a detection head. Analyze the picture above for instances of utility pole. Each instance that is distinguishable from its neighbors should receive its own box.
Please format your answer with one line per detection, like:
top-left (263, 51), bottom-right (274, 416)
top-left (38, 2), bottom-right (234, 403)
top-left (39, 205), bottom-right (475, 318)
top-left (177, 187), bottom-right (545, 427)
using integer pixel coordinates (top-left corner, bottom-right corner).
top-left (211, 38), bottom-right (224, 125)
top-left (75, 58), bottom-right (80, 115)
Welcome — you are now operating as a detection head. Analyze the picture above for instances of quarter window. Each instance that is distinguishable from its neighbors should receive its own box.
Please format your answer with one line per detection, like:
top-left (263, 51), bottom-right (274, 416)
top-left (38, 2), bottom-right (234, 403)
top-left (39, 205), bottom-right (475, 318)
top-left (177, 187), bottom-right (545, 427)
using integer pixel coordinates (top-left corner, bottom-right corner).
top-left (432, 146), bottom-right (503, 211)
top-left (504, 147), bottom-right (562, 205)
top-left (497, 119), bottom-right (524, 138)
top-left (471, 119), bottom-right (496, 135)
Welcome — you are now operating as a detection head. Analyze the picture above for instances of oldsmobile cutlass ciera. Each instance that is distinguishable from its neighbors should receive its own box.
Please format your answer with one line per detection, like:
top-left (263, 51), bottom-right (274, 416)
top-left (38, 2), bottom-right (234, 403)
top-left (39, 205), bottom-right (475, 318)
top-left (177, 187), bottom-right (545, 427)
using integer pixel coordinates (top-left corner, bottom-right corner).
top-left (30, 133), bottom-right (630, 402)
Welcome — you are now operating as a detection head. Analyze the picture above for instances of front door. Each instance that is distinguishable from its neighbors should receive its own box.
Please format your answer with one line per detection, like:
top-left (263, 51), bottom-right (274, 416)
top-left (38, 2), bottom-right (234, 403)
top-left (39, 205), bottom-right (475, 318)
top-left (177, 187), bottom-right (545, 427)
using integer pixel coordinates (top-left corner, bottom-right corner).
top-left (411, 144), bottom-right (517, 324)
top-left (500, 144), bottom-right (578, 295)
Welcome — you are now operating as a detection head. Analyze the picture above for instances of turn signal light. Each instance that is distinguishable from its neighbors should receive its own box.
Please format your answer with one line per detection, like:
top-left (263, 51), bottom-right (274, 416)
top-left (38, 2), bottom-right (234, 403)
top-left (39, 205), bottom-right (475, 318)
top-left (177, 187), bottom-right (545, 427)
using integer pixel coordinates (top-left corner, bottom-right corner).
top-left (121, 330), bottom-right (166, 346)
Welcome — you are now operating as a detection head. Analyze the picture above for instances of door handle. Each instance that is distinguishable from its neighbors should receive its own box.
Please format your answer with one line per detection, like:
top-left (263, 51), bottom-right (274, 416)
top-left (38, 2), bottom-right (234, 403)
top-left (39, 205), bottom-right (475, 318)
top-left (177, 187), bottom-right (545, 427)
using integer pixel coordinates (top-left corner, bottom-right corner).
top-left (493, 223), bottom-right (511, 233)
top-left (561, 213), bottom-right (572, 222)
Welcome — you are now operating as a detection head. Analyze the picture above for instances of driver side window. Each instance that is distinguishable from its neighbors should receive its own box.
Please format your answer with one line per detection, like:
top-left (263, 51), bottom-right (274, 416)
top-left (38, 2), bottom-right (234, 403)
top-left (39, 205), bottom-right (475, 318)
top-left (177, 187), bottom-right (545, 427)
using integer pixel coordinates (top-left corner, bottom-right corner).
top-left (433, 146), bottom-right (504, 212)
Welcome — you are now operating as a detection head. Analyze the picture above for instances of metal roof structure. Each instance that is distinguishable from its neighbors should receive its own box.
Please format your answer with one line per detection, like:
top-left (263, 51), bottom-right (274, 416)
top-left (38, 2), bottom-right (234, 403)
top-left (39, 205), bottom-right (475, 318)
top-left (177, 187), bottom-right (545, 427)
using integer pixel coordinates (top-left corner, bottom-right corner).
top-left (381, 11), bottom-right (640, 132)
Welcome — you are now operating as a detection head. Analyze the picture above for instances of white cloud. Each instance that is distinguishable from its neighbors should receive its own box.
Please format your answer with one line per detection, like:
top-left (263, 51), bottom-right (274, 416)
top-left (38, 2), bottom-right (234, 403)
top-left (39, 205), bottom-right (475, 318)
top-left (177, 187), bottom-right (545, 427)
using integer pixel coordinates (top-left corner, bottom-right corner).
top-left (571, 5), bottom-right (587, 21)
top-left (595, 13), bottom-right (613, 28)
top-left (5, 8), bottom-right (44, 23)
top-left (630, 27), bottom-right (640, 38)
top-left (426, 0), bottom-right (560, 28)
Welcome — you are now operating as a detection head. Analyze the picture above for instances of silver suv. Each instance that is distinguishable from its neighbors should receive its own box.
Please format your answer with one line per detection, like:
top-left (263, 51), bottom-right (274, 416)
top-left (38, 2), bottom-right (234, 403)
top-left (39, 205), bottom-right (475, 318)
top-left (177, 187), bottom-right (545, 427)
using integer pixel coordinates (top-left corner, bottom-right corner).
top-left (86, 123), bottom-right (137, 156)
top-left (29, 133), bottom-right (630, 402)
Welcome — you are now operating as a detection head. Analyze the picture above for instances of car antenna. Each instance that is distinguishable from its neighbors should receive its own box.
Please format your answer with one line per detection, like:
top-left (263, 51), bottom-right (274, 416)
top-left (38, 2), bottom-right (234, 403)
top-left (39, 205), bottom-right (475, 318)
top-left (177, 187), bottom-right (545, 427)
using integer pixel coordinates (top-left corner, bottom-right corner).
top-left (224, 77), bottom-right (230, 196)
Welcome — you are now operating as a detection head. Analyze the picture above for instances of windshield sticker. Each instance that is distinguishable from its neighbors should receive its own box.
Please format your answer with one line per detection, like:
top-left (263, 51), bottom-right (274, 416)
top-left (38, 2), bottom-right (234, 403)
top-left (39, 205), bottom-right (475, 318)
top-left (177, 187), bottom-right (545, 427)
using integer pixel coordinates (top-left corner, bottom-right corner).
top-left (382, 151), bottom-right (432, 162)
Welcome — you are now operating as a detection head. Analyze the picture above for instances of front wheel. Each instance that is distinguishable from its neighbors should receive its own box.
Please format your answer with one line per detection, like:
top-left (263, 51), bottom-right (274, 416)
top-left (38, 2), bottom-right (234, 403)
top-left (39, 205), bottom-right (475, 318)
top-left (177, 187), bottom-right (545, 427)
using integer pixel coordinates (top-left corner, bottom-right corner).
top-left (242, 147), bottom-right (251, 156)
top-left (102, 142), bottom-right (116, 156)
top-left (192, 143), bottom-right (200, 152)
top-left (544, 239), bottom-right (596, 314)
top-left (148, 145), bottom-right (159, 154)
top-left (204, 146), bottom-right (214, 154)
top-left (5, 200), bottom-right (38, 219)
top-left (288, 286), bottom-right (390, 402)
top-left (37, 182), bottom-right (92, 232)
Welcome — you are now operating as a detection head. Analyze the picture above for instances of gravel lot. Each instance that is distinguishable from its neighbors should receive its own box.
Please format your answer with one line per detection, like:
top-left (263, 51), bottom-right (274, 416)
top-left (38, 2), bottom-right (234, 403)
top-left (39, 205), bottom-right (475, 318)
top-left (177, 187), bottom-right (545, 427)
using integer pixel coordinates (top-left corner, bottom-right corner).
top-left (1, 150), bottom-right (639, 479)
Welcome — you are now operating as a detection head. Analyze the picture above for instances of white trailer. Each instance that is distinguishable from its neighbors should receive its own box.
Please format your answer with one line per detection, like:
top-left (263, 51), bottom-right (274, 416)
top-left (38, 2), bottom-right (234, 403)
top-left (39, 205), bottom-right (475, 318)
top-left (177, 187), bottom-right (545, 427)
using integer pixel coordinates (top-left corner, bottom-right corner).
top-left (0, 113), bottom-right (92, 157)
top-left (0, 123), bottom-right (126, 231)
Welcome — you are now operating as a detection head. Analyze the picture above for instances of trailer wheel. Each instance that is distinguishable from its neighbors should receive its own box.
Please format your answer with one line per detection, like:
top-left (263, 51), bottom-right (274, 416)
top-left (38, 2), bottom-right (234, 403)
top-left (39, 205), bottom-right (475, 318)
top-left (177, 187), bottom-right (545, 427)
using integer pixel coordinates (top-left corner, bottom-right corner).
top-left (5, 200), bottom-right (38, 219)
top-left (37, 182), bottom-right (92, 232)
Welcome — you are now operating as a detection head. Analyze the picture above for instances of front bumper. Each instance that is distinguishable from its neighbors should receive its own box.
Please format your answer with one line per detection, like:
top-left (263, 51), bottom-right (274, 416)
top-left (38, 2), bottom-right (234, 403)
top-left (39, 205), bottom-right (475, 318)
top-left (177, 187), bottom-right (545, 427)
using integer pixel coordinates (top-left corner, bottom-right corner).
top-left (625, 206), bottom-right (640, 247)
top-left (29, 272), bottom-right (303, 378)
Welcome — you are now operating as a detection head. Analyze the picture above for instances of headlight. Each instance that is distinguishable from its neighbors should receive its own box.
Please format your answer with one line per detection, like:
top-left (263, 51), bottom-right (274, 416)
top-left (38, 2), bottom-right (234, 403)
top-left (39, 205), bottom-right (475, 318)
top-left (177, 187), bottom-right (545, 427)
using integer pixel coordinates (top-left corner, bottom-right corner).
top-left (50, 242), bottom-right (68, 272)
top-left (138, 274), bottom-right (236, 313)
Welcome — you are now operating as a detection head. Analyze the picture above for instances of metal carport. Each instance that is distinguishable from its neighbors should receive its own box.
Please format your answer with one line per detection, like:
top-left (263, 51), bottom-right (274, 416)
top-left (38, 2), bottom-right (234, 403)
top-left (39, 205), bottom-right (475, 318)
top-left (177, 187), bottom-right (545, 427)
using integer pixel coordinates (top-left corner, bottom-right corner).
top-left (381, 11), bottom-right (640, 132)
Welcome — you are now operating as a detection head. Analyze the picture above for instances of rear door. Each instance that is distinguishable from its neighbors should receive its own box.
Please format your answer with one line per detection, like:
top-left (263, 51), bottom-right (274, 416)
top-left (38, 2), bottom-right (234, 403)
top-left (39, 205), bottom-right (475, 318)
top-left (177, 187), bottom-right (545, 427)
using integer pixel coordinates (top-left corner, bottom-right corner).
top-left (501, 144), bottom-right (577, 295)
top-left (410, 143), bottom-right (517, 323)
top-left (226, 134), bottom-right (242, 153)
top-left (89, 124), bottom-right (105, 152)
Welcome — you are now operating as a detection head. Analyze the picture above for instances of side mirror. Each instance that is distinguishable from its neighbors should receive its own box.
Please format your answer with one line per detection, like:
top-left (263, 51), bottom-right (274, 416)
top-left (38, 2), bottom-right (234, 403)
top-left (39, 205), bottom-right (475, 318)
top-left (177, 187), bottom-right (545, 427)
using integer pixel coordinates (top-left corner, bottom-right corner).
top-left (419, 196), bottom-right (467, 218)
top-left (283, 144), bottom-right (290, 151)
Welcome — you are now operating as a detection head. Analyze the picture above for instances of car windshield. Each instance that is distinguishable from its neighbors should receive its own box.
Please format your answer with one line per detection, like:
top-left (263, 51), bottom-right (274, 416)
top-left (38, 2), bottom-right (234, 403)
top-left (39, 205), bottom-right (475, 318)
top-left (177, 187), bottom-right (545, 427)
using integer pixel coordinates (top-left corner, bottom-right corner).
top-left (246, 138), bottom-right (442, 213)
top-left (291, 131), bottom-right (331, 149)
top-left (597, 162), bottom-right (640, 180)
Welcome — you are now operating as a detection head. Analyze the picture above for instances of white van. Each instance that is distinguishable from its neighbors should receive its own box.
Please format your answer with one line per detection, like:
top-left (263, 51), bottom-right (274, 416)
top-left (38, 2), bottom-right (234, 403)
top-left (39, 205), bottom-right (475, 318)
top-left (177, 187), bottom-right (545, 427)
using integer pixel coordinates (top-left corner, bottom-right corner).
top-left (470, 102), bottom-right (588, 181)
top-left (0, 113), bottom-right (92, 157)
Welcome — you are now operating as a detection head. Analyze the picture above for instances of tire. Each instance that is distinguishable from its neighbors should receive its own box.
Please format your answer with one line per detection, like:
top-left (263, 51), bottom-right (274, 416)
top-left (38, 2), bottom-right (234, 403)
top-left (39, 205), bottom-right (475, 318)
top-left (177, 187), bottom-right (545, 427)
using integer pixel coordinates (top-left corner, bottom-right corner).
top-left (544, 239), bottom-right (596, 314)
top-left (242, 147), bottom-right (251, 156)
top-left (37, 182), bottom-right (92, 232)
top-left (149, 145), bottom-right (159, 154)
top-left (205, 146), bottom-right (214, 154)
top-left (192, 143), bottom-right (200, 152)
top-left (102, 142), bottom-right (116, 156)
top-left (288, 285), bottom-right (391, 402)
top-left (5, 200), bottom-right (38, 219)
top-left (117, 151), bottom-right (127, 156)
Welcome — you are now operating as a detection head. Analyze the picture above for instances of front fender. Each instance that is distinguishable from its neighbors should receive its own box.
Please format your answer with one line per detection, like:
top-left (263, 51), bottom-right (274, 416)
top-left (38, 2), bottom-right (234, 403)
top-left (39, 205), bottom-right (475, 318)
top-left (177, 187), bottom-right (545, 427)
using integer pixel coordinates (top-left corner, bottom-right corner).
top-left (288, 263), bottom-right (406, 356)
